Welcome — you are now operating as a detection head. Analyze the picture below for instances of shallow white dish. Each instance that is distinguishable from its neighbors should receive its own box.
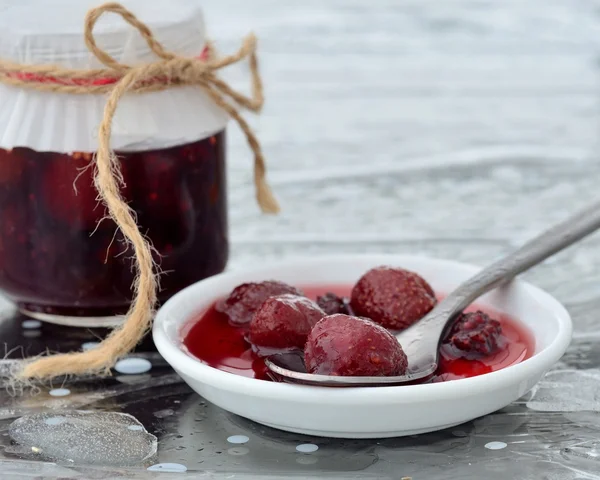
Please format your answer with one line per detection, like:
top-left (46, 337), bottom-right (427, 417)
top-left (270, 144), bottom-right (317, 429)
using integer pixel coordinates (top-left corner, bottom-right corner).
top-left (153, 255), bottom-right (572, 439)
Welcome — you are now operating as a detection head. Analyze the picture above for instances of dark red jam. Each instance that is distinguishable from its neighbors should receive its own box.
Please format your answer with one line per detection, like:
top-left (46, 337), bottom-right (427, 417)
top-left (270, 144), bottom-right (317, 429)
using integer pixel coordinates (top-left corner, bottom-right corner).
top-left (0, 131), bottom-right (228, 318)
top-left (183, 285), bottom-right (535, 383)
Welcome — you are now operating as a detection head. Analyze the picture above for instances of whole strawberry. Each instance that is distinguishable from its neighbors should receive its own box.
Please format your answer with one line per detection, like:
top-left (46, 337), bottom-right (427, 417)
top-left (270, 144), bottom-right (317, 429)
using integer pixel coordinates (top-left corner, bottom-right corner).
top-left (216, 280), bottom-right (303, 325)
top-left (249, 294), bottom-right (326, 350)
top-left (304, 314), bottom-right (408, 376)
top-left (350, 266), bottom-right (436, 330)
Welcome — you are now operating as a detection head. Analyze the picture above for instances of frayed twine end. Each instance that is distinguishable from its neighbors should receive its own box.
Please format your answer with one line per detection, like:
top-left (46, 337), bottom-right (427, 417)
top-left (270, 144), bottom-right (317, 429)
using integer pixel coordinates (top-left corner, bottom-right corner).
top-left (256, 177), bottom-right (280, 214)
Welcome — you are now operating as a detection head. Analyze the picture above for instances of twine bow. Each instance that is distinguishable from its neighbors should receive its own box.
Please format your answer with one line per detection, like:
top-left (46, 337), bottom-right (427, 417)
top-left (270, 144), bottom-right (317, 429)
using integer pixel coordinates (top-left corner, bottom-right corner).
top-left (3, 2), bottom-right (279, 381)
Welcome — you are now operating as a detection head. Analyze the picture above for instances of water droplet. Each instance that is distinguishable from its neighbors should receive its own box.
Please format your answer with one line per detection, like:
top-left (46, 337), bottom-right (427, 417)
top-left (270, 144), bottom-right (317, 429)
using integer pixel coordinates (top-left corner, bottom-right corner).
top-left (44, 417), bottom-right (66, 426)
top-left (9, 411), bottom-right (156, 466)
top-left (114, 358), bottom-right (152, 374)
top-left (227, 447), bottom-right (249, 456)
top-left (115, 374), bottom-right (152, 385)
top-left (296, 455), bottom-right (319, 465)
top-left (48, 388), bottom-right (70, 397)
top-left (153, 409), bottom-right (174, 419)
top-left (81, 341), bottom-right (99, 351)
top-left (22, 320), bottom-right (41, 329)
top-left (147, 463), bottom-right (187, 473)
top-left (485, 441), bottom-right (507, 450)
top-left (296, 443), bottom-right (318, 453)
top-left (227, 435), bottom-right (249, 445)
top-left (22, 330), bottom-right (41, 338)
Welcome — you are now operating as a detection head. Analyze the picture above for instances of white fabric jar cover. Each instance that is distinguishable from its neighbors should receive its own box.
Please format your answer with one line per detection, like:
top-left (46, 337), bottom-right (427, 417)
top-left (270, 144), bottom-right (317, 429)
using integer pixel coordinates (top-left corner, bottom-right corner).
top-left (0, 0), bottom-right (228, 153)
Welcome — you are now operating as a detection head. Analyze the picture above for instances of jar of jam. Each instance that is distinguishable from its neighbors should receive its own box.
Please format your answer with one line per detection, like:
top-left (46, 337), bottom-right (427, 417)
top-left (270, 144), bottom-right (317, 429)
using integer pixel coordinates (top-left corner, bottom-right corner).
top-left (0, 1), bottom-right (234, 326)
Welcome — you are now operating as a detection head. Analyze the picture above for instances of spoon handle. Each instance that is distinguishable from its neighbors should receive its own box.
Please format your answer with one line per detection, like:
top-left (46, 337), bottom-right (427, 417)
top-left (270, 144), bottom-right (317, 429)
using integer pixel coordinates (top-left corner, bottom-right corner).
top-left (397, 198), bottom-right (600, 368)
top-left (439, 199), bottom-right (600, 318)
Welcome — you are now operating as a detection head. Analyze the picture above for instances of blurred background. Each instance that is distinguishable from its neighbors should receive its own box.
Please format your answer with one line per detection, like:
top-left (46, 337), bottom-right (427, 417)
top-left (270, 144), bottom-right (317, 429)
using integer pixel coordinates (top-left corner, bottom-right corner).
top-left (206, 0), bottom-right (598, 321)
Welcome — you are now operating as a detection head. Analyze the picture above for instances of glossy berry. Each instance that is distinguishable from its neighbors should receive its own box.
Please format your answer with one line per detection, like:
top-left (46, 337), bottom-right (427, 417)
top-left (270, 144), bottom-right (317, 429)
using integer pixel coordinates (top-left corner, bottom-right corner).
top-left (445, 311), bottom-right (503, 356)
top-left (129, 152), bottom-right (180, 212)
top-left (216, 280), bottom-right (303, 325)
top-left (0, 149), bottom-right (25, 185)
top-left (42, 153), bottom-right (105, 229)
top-left (304, 314), bottom-right (408, 377)
top-left (350, 266), bottom-right (436, 330)
top-left (249, 294), bottom-right (326, 350)
top-left (316, 292), bottom-right (353, 316)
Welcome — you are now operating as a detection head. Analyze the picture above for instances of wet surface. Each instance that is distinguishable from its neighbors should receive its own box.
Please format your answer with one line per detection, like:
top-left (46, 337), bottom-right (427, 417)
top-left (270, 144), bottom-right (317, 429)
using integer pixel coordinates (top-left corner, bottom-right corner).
top-left (8, 411), bottom-right (157, 466)
top-left (1, 0), bottom-right (599, 478)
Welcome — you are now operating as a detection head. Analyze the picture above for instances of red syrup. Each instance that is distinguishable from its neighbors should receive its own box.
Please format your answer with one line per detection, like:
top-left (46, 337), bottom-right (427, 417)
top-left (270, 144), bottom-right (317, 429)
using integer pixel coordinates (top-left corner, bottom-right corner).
top-left (182, 285), bottom-right (536, 383)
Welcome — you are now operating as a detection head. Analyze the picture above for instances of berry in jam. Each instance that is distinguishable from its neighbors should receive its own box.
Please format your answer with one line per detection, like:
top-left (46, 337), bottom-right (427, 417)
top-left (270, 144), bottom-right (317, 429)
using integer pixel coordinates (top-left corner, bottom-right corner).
top-left (350, 266), bottom-right (437, 330)
top-left (216, 280), bottom-right (303, 326)
top-left (444, 311), bottom-right (504, 357)
top-left (304, 314), bottom-right (408, 376)
top-left (249, 294), bottom-right (325, 350)
top-left (42, 152), bottom-right (110, 230)
top-left (316, 292), bottom-right (354, 316)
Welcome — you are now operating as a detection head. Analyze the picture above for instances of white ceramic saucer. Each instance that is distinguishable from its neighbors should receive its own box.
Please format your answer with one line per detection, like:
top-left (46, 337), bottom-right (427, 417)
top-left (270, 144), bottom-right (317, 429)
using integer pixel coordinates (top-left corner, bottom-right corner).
top-left (153, 255), bottom-right (572, 439)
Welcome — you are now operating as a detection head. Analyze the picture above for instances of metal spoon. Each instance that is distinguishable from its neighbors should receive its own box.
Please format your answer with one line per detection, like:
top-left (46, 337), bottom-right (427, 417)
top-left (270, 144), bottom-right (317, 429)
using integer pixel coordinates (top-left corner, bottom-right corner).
top-left (266, 199), bottom-right (600, 387)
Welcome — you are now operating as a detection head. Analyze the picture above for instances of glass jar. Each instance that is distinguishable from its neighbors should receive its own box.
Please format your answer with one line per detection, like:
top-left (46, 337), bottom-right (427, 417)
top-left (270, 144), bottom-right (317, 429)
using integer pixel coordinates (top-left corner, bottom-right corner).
top-left (0, 133), bottom-right (227, 323)
top-left (0, 0), bottom-right (232, 325)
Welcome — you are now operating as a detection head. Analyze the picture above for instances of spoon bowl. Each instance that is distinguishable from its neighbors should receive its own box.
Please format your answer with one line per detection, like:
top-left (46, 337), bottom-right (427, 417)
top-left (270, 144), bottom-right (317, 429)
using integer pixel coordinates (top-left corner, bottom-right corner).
top-left (264, 351), bottom-right (434, 387)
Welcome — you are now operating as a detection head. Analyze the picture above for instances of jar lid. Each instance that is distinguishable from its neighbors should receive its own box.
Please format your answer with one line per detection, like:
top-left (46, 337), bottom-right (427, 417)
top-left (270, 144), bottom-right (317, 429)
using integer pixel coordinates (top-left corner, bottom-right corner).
top-left (0, 0), bottom-right (228, 152)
